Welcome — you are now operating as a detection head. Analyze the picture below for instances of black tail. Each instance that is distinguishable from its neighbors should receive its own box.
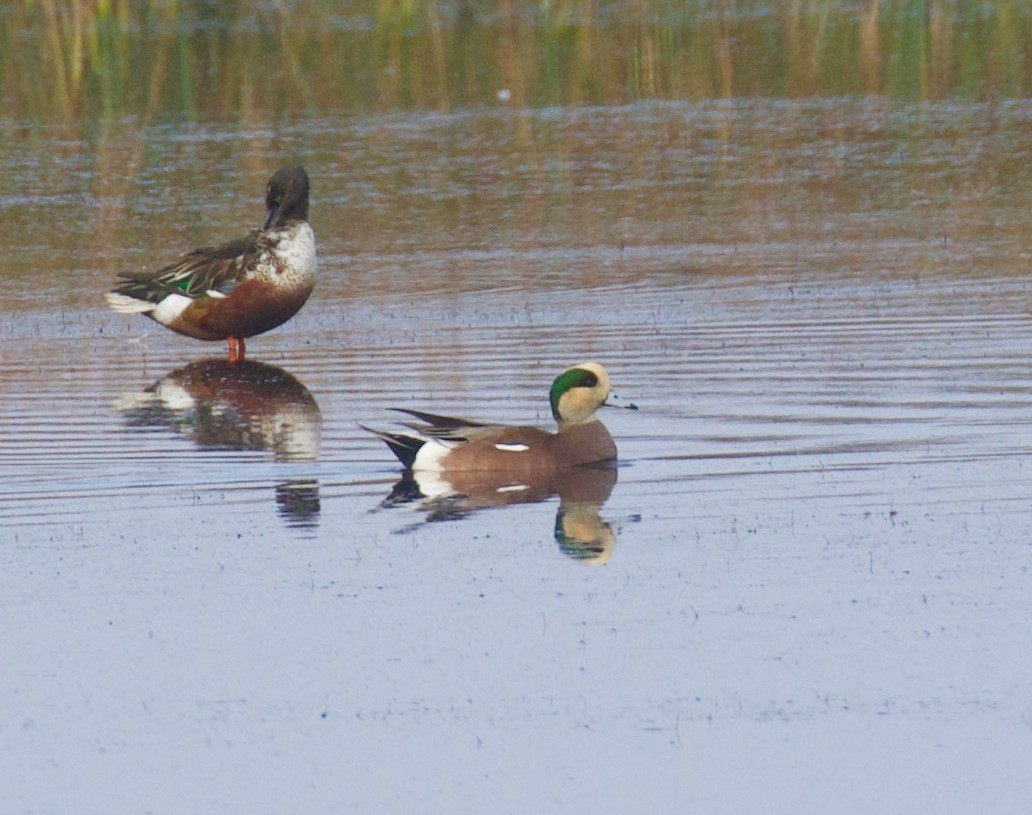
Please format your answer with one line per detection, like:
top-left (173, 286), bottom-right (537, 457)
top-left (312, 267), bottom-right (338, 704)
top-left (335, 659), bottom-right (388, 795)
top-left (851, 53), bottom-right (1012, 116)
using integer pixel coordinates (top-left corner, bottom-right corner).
top-left (361, 425), bottom-right (425, 469)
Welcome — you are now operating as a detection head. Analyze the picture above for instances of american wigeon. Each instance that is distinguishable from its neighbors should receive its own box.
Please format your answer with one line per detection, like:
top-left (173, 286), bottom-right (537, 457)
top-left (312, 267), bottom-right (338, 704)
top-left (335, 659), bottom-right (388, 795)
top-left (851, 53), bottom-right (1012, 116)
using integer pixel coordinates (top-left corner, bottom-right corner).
top-left (366, 362), bottom-right (625, 474)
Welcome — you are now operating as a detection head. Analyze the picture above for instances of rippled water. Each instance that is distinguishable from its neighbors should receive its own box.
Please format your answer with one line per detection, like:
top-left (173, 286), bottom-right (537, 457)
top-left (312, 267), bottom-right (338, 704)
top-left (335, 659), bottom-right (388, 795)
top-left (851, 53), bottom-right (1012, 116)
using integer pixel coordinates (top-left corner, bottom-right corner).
top-left (3, 101), bottom-right (1032, 812)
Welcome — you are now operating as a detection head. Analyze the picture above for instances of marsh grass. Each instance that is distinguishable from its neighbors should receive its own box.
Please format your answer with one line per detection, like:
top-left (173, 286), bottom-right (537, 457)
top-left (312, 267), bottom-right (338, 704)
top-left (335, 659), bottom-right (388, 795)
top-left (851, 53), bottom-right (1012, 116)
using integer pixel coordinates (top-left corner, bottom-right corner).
top-left (2, 1), bottom-right (1031, 123)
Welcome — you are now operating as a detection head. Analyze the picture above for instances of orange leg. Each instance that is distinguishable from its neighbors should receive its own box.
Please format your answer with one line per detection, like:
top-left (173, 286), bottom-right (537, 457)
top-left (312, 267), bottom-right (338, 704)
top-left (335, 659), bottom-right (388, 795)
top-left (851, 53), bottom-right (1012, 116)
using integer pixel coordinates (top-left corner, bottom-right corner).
top-left (227, 336), bottom-right (246, 363)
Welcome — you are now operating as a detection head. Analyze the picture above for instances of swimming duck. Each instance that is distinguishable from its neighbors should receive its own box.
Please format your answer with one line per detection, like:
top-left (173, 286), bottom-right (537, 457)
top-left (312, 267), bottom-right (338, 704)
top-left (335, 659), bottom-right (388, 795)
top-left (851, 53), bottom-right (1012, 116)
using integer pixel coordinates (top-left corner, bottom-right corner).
top-left (366, 362), bottom-right (622, 473)
top-left (105, 165), bottom-right (316, 363)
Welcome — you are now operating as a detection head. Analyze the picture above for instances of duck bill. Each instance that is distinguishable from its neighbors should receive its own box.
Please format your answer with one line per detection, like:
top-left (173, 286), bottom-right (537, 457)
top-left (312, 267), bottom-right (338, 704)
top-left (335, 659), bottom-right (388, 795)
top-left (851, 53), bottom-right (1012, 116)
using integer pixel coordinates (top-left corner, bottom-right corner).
top-left (603, 392), bottom-right (639, 411)
top-left (262, 202), bottom-right (282, 231)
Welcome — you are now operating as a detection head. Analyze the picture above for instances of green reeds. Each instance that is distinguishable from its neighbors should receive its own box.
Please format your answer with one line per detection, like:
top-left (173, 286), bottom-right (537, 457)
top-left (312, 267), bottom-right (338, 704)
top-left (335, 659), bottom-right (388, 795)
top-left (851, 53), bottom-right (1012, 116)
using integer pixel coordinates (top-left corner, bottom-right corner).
top-left (2, 0), bottom-right (1031, 124)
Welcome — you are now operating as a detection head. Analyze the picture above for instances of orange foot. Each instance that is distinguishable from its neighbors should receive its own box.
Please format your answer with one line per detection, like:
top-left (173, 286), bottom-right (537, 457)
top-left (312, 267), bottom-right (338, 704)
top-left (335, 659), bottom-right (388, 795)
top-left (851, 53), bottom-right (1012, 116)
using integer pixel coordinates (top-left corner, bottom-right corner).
top-left (227, 336), bottom-right (246, 363)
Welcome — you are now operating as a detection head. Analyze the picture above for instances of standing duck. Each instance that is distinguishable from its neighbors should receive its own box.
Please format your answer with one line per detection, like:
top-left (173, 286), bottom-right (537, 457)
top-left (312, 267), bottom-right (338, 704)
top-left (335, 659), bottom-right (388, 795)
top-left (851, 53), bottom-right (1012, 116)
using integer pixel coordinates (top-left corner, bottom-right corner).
top-left (105, 165), bottom-right (316, 362)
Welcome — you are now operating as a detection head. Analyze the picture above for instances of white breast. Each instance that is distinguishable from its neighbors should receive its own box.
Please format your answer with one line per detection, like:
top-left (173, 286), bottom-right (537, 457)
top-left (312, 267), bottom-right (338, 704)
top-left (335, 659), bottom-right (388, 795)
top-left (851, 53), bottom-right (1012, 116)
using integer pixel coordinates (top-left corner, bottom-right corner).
top-left (266, 222), bottom-right (317, 288)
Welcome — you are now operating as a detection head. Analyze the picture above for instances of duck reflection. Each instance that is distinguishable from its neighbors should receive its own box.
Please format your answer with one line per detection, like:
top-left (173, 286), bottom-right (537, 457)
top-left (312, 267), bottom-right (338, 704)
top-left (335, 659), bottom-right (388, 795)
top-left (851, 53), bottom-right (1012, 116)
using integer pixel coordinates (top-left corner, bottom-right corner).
top-left (115, 358), bottom-right (321, 529)
top-left (382, 464), bottom-right (620, 564)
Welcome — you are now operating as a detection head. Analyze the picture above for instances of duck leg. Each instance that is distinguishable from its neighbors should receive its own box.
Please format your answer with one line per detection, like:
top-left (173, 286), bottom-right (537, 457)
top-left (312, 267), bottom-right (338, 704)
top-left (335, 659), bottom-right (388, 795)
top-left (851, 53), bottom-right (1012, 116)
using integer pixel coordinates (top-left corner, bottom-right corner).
top-left (227, 336), bottom-right (246, 363)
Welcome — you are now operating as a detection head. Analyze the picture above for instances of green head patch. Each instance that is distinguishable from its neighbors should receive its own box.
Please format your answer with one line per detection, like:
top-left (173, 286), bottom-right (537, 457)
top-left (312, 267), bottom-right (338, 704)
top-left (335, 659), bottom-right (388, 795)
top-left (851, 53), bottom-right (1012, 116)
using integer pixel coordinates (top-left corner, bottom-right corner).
top-left (549, 367), bottom-right (599, 422)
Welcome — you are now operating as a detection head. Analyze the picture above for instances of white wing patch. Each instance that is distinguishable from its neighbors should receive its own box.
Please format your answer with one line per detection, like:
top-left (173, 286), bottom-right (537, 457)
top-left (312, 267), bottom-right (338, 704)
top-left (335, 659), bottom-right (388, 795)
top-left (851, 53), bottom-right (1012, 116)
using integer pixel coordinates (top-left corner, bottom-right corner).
top-left (494, 443), bottom-right (530, 452)
top-left (150, 293), bottom-right (194, 326)
top-left (411, 438), bottom-right (454, 472)
top-left (205, 289), bottom-right (228, 299)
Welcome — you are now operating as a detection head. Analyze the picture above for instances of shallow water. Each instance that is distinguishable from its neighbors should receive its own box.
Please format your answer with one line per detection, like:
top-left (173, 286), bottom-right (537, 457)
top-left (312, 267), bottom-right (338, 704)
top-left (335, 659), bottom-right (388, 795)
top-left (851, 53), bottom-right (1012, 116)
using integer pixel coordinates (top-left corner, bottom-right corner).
top-left (3, 99), bottom-right (1032, 812)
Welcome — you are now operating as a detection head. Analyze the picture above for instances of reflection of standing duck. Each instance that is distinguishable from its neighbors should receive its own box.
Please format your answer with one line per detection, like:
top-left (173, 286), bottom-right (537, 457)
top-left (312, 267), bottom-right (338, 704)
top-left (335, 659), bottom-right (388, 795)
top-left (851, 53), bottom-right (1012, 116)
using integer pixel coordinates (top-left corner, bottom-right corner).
top-left (116, 358), bottom-right (321, 461)
top-left (115, 359), bottom-right (322, 529)
top-left (105, 166), bottom-right (316, 363)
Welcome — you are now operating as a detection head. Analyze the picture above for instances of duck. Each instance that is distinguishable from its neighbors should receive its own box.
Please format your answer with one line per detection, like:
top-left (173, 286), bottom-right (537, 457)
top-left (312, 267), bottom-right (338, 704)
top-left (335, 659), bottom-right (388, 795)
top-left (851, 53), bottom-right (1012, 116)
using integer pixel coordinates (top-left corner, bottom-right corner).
top-left (365, 362), bottom-right (624, 474)
top-left (105, 164), bottom-right (316, 363)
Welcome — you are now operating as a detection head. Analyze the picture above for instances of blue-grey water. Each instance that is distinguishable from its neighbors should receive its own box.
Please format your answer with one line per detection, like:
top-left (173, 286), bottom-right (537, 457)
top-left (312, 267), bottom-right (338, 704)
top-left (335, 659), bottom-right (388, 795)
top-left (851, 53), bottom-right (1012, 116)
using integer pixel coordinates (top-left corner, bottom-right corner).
top-left (2, 100), bottom-right (1032, 813)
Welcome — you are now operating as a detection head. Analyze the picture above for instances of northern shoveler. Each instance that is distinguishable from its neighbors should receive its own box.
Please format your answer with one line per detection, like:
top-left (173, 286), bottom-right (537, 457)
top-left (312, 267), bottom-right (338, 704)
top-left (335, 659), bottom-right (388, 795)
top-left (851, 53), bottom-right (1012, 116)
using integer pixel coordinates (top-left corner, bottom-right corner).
top-left (105, 165), bottom-right (316, 362)
top-left (365, 362), bottom-right (631, 473)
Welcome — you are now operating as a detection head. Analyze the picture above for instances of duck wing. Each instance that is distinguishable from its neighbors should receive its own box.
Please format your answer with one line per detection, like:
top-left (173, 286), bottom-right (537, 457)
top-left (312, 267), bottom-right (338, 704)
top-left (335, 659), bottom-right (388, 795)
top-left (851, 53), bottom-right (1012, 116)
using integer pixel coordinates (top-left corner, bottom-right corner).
top-left (111, 230), bottom-right (268, 303)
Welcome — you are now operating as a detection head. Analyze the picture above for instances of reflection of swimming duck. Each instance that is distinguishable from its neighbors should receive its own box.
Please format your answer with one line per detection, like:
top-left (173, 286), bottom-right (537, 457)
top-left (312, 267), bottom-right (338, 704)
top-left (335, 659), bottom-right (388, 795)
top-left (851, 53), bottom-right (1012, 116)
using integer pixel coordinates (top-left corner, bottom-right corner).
top-left (105, 166), bottom-right (316, 363)
top-left (555, 503), bottom-right (615, 565)
top-left (383, 463), bottom-right (619, 564)
top-left (115, 358), bottom-right (321, 462)
top-left (366, 362), bottom-right (621, 474)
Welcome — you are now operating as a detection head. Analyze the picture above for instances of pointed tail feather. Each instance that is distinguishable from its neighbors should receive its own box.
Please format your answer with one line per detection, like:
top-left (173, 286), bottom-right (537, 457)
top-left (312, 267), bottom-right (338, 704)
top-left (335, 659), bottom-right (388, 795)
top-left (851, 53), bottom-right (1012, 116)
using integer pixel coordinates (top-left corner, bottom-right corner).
top-left (389, 407), bottom-right (487, 431)
top-left (361, 425), bottom-right (425, 469)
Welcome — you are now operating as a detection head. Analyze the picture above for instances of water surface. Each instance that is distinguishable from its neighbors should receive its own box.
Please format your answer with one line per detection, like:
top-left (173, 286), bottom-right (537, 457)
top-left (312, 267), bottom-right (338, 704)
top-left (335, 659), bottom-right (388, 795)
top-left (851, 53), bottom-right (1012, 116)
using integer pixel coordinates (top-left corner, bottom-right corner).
top-left (2, 98), bottom-right (1032, 812)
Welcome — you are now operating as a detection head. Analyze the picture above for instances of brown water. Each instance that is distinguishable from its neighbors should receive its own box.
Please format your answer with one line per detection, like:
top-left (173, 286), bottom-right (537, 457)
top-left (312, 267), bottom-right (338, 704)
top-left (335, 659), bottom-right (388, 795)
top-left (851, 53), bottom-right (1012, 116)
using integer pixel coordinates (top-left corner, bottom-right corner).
top-left (3, 99), bottom-right (1032, 812)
